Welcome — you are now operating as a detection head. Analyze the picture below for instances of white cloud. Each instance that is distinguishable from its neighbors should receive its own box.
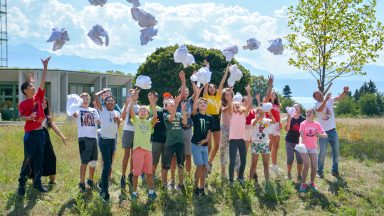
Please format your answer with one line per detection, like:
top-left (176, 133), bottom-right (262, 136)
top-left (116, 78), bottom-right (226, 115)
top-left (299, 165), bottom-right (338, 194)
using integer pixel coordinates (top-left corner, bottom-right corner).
top-left (273, 6), bottom-right (288, 19)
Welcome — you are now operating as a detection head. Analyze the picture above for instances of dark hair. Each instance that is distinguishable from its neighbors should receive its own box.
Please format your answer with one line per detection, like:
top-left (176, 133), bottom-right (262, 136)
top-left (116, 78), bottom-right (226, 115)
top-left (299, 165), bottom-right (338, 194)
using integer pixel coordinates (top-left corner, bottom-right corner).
top-left (221, 88), bottom-right (233, 107)
top-left (149, 91), bottom-right (158, 97)
top-left (43, 97), bottom-right (52, 129)
top-left (208, 84), bottom-right (217, 96)
top-left (104, 95), bottom-right (116, 102)
top-left (178, 87), bottom-right (189, 94)
top-left (269, 91), bottom-right (280, 106)
top-left (21, 82), bottom-right (31, 96)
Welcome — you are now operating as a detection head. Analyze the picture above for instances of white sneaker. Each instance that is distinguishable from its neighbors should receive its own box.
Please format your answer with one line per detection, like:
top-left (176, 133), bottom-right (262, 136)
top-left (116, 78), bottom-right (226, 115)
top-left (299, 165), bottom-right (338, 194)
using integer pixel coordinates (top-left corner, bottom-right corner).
top-left (270, 165), bottom-right (283, 175)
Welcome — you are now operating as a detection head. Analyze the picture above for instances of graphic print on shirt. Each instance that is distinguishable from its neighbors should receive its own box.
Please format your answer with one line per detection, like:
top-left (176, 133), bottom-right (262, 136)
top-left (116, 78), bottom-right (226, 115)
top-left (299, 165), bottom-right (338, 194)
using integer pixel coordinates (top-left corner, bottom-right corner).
top-left (80, 110), bottom-right (96, 127)
top-left (291, 122), bottom-right (300, 132)
top-left (305, 127), bottom-right (317, 137)
top-left (258, 123), bottom-right (266, 140)
top-left (171, 113), bottom-right (183, 130)
top-left (323, 106), bottom-right (331, 121)
top-left (200, 118), bottom-right (206, 132)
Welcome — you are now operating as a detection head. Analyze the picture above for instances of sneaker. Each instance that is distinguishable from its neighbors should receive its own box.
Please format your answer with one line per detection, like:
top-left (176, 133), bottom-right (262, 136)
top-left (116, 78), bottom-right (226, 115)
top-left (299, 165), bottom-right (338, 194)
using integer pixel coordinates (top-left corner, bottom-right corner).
top-left (79, 183), bottom-right (86, 193)
top-left (309, 182), bottom-right (318, 192)
top-left (253, 174), bottom-right (258, 182)
top-left (34, 185), bottom-right (48, 193)
top-left (317, 172), bottom-right (325, 179)
top-left (229, 181), bottom-right (234, 187)
top-left (287, 173), bottom-right (292, 180)
top-left (148, 191), bottom-right (157, 200)
top-left (238, 178), bottom-right (245, 187)
top-left (128, 173), bottom-right (133, 185)
top-left (177, 184), bottom-right (186, 194)
top-left (86, 179), bottom-right (94, 188)
top-left (169, 179), bottom-right (176, 190)
top-left (130, 192), bottom-right (138, 201)
top-left (120, 175), bottom-right (126, 189)
top-left (194, 188), bottom-right (200, 196)
top-left (17, 186), bottom-right (26, 196)
top-left (297, 175), bottom-right (302, 182)
top-left (299, 183), bottom-right (308, 193)
top-left (97, 182), bottom-right (102, 191)
top-left (199, 188), bottom-right (206, 196)
top-left (100, 192), bottom-right (110, 202)
top-left (332, 171), bottom-right (340, 178)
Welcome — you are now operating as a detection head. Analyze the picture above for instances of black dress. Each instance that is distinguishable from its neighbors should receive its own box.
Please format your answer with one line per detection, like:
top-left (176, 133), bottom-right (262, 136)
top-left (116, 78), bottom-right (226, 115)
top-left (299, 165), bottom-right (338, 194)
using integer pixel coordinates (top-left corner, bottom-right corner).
top-left (29, 127), bottom-right (57, 178)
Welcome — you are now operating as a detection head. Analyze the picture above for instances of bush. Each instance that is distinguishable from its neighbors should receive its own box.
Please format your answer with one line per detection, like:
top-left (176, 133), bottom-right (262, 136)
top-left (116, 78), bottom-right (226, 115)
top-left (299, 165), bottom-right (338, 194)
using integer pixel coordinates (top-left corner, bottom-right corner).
top-left (335, 97), bottom-right (358, 115)
top-left (359, 93), bottom-right (380, 116)
top-left (1, 109), bottom-right (14, 121)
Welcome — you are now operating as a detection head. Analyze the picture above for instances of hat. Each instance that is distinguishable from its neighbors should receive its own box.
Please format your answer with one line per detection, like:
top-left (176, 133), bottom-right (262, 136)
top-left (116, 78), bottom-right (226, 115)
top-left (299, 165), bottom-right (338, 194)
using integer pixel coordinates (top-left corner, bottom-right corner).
top-left (135, 75), bottom-right (152, 89)
top-left (222, 45), bottom-right (239, 62)
top-left (127, 0), bottom-right (140, 7)
top-left (233, 92), bottom-right (243, 103)
top-left (174, 45), bottom-right (195, 68)
top-left (140, 27), bottom-right (158, 46)
top-left (227, 64), bottom-right (243, 87)
top-left (87, 24), bottom-right (109, 47)
top-left (66, 94), bottom-right (83, 116)
top-left (267, 38), bottom-right (284, 55)
top-left (243, 38), bottom-right (261, 50)
top-left (163, 92), bottom-right (173, 99)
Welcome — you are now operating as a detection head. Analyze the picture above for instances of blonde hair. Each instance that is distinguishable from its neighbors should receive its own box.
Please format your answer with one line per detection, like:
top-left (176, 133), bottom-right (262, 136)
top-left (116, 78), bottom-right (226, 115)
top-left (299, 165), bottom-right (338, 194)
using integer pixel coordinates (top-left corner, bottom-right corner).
top-left (80, 92), bottom-right (91, 99)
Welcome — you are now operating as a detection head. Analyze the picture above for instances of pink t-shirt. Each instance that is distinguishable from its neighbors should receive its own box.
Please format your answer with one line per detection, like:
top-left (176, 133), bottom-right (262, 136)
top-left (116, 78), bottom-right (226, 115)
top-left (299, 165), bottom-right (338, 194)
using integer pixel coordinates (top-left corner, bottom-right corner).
top-left (299, 120), bottom-right (324, 149)
top-left (229, 112), bottom-right (246, 140)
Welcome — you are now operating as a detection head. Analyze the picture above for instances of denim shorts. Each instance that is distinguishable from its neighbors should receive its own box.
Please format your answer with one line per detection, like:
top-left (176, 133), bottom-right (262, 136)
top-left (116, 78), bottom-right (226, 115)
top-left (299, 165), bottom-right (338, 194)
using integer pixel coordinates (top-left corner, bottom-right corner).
top-left (192, 143), bottom-right (208, 166)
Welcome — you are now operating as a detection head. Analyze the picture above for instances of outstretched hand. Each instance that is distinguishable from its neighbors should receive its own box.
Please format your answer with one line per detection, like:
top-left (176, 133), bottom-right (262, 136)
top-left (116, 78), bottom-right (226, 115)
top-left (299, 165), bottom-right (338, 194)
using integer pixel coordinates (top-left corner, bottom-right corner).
top-left (41, 57), bottom-right (51, 68)
top-left (268, 74), bottom-right (274, 85)
top-left (179, 71), bottom-right (186, 82)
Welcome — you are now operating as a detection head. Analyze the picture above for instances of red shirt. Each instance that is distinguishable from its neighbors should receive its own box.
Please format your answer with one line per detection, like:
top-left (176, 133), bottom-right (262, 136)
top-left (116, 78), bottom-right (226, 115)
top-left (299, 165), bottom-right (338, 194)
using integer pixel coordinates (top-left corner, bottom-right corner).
top-left (18, 88), bottom-right (46, 132)
top-left (266, 104), bottom-right (281, 122)
top-left (245, 109), bottom-right (256, 125)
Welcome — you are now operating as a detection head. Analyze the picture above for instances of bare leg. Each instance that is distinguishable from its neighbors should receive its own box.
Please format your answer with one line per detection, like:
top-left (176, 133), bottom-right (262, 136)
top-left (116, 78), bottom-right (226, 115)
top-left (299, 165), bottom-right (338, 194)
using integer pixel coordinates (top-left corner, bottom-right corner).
top-left (121, 148), bottom-right (131, 176)
top-left (300, 153), bottom-right (310, 184)
top-left (185, 155), bottom-right (191, 174)
top-left (249, 154), bottom-right (259, 180)
top-left (146, 174), bottom-right (154, 190)
top-left (80, 164), bottom-right (87, 183)
top-left (132, 175), bottom-right (139, 192)
top-left (177, 166), bottom-right (184, 186)
top-left (89, 166), bottom-right (95, 180)
top-left (208, 131), bottom-right (221, 164)
top-left (170, 155), bottom-right (176, 182)
top-left (262, 154), bottom-right (270, 182)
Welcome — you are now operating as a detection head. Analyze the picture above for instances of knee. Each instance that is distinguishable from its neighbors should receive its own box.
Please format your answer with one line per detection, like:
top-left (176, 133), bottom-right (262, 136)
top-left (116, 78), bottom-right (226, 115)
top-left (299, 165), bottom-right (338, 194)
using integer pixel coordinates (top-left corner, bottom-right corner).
top-left (88, 160), bottom-right (97, 168)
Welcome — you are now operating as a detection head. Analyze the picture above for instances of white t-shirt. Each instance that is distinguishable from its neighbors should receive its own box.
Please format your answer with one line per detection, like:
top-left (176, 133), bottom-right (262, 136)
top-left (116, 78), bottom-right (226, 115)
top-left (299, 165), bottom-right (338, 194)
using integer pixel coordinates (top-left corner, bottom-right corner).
top-left (314, 97), bottom-right (336, 131)
top-left (76, 107), bottom-right (100, 138)
top-left (123, 104), bottom-right (139, 131)
top-left (251, 118), bottom-right (272, 143)
top-left (99, 108), bottom-right (120, 139)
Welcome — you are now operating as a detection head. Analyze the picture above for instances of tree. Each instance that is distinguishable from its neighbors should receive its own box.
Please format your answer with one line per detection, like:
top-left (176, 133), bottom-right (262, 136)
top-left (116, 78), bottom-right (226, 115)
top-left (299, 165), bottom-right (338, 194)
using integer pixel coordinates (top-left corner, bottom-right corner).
top-left (359, 93), bottom-right (380, 116)
top-left (250, 75), bottom-right (268, 105)
top-left (286, 0), bottom-right (384, 93)
top-left (135, 45), bottom-right (251, 105)
top-left (367, 80), bottom-right (377, 94)
top-left (282, 85), bottom-right (292, 99)
top-left (335, 96), bottom-right (357, 116)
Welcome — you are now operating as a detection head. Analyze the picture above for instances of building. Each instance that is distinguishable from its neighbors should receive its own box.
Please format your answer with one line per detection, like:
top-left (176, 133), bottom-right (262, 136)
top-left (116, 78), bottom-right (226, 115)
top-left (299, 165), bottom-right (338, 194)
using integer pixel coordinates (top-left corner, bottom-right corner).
top-left (0, 69), bottom-right (133, 119)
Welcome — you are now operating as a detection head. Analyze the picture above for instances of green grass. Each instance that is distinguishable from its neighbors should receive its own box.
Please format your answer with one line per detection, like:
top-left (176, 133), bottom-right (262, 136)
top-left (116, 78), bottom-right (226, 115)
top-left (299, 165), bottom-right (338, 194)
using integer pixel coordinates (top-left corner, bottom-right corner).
top-left (1, 119), bottom-right (384, 215)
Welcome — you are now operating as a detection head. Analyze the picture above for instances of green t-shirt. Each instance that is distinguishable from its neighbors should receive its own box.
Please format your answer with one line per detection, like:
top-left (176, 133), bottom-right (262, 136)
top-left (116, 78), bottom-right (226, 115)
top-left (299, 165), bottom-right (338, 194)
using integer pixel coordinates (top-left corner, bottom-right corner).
top-left (132, 115), bottom-right (153, 150)
top-left (164, 111), bottom-right (184, 146)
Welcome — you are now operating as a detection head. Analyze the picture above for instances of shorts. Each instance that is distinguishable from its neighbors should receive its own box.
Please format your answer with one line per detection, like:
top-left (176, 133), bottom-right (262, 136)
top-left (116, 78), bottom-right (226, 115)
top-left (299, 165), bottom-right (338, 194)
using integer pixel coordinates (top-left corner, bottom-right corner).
top-left (122, 130), bottom-right (134, 148)
top-left (251, 141), bottom-right (270, 155)
top-left (269, 122), bottom-right (281, 136)
top-left (152, 141), bottom-right (165, 165)
top-left (78, 137), bottom-right (98, 164)
top-left (192, 144), bottom-right (208, 166)
top-left (132, 147), bottom-right (153, 176)
top-left (302, 147), bottom-right (317, 154)
top-left (211, 114), bottom-right (221, 132)
top-left (183, 128), bottom-right (192, 155)
top-left (244, 125), bottom-right (252, 141)
top-left (286, 141), bottom-right (303, 165)
top-left (163, 142), bottom-right (184, 170)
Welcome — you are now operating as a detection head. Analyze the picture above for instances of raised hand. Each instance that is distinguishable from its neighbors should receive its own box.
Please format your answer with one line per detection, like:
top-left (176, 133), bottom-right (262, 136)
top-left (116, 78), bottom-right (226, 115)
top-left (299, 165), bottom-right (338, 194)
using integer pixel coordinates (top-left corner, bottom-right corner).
top-left (175, 94), bottom-right (182, 104)
top-left (255, 93), bottom-right (260, 101)
top-left (41, 56), bottom-right (51, 68)
top-left (343, 86), bottom-right (349, 93)
top-left (181, 101), bottom-right (187, 112)
top-left (179, 71), bottom-right (186, 82)
top-left (325, 92), bottom-right (332, 101)
top-left (245, 84), bottom-right (251, 93)
top-left (268, 74), bottom-right (274, 85)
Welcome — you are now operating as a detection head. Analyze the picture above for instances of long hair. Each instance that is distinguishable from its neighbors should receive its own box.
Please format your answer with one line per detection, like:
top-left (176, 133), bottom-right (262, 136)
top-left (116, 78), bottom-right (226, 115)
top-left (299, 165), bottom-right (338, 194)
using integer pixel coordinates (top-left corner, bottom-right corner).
top-left (269, 91), bottom-right (280, 106)
top-left (43, 97), bottom-right (52, 129)
top-left (221, 88), bottom-right (233, 108)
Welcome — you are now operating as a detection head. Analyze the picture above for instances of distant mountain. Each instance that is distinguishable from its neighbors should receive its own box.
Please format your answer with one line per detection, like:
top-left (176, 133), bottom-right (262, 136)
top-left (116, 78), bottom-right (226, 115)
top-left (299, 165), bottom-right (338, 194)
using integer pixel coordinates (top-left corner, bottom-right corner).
top-left (8, 43), bottom-right (140, 73)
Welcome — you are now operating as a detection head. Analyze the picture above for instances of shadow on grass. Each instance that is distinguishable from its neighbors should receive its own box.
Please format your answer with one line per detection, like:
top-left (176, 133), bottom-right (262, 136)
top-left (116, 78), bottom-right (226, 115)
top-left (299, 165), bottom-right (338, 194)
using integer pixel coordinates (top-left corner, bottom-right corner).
top-left (192, 190), bottom-right (218, 216)
top-left (254, 182), bottom-right (277, 211)
top-left (325, 176), bottom-right (374, 206)
top-left (160, 190), bottom-right (189, 216)
top-left (228, 183), bottom-right (253, 216)
top-left (5, 187), bottom-right (44, 216)
top-left (296, 183), bottom-right (338, 212)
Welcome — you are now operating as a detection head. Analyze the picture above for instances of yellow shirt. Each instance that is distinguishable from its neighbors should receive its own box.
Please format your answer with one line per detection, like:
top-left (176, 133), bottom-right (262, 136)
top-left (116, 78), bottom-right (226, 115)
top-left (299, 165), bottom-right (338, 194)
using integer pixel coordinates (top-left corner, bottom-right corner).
top-left (203, 92), bottom-right (222, 115)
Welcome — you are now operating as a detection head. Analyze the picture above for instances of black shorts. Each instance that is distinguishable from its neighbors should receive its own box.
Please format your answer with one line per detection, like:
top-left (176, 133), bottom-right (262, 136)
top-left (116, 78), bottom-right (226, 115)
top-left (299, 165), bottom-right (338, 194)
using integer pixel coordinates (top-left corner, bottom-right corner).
top-left (162, 142), bottom-right (184, 170)
top-left (211, 114), bottom-right (221, 132)
top-left (78, 137), bottom-right (98, 164)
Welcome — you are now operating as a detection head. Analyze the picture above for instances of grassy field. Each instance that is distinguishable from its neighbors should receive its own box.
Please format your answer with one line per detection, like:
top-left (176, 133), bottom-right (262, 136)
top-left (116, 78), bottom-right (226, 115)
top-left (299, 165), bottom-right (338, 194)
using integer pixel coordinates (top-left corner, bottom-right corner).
top-left (1, 118), bottom-right (384, 215)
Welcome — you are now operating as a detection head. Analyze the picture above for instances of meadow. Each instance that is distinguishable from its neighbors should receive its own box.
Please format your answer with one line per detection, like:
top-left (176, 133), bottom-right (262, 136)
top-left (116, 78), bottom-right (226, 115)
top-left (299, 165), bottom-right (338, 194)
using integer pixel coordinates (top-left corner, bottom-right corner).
top-left (1, 118), bottom-right (383, 215)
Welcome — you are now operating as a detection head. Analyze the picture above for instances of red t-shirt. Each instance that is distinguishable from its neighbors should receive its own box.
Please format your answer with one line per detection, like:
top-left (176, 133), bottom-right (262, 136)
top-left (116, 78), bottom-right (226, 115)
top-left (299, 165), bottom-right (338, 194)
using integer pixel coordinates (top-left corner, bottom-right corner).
top-left (245, 109), bottom-right (256, 125)
top-left (18, 88), bottom-right (46, 132)
top-left (266, 104), bottom-right (281, 122)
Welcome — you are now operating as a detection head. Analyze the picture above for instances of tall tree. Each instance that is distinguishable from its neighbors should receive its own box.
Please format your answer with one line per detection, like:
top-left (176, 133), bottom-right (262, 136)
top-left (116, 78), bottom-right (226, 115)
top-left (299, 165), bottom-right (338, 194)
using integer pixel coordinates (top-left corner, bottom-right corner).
top-left (135, 45), bottom-right (251, 105)
top-left (282, 85), bottom-right (292, 98)
top-left (286, 0), bottom-right (384, 93)
top-left (367, 80), bottom-right (377, 94)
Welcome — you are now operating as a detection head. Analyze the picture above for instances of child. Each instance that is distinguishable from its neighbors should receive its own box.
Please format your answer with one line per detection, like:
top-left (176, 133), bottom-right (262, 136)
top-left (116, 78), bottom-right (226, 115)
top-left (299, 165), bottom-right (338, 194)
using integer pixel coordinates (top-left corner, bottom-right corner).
top-left (191, 84), bottom-right (213, 196)
top-left (228, 86), bottom-right (251, 185)
top-left (162, 95), bottom-right (188, 191)
top-left (94, 89), bottom-right (121, 202)
top-left (219, 88), bottom-right (233, 178)
top-left (30, 98), bottom-right (66, 185)
top-left (73, 93), bottom-right (100, 192)
top-left (249, 107), bottom-right (275, 183)
top-left (129, 90), bottom-right (158, 200)
top-left (299, 108), bottom-right (327, 192)
top-left (17, 57), bottom-right (50, 196)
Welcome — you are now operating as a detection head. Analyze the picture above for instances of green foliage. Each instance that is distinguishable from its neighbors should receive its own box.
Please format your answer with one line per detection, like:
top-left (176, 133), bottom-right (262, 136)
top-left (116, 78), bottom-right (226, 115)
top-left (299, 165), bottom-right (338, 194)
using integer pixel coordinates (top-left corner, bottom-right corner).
top-left (250, 75), bottom-right (268, 105)
top-left (135, 44), bottom-right (251, 105)
top-left (335, 96), bottom-right (358, 116)
top-left (283, 85), bottom-right (292, 98)
top-left (280, 97), bottom-right (295, 112)
top-left (359, 93), bottom-right (381, 116)
top-left (286, 0), bottom-right (384, 93)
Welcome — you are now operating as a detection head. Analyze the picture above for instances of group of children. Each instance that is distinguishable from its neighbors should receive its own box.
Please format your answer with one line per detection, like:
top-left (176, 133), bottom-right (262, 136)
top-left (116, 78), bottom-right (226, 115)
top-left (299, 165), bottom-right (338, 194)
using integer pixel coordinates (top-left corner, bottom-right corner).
top-left (17, 57), bottom-right (348, 202)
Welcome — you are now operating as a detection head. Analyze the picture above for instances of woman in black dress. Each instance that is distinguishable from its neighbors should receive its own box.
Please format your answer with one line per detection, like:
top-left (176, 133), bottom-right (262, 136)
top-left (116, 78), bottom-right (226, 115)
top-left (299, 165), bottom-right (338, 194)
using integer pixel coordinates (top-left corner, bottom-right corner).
top-left (30, 98), bottom-right (66, 185)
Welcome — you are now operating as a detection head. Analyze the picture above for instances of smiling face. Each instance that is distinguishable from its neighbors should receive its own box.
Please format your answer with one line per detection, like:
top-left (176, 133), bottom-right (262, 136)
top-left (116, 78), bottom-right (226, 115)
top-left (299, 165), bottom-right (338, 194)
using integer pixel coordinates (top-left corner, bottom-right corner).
top-left (164, 99), bottom-right (175, 111)
top-left (293, 104), bottom-right (301, 115)
top-left (233, 101), bottom-right (242, 113)
top-left (104, 96), bottom-right (115, 111)
top-left (305, 109), bottom-right (314, 120)
top-left (138, 106), bottom-right (149, 119)
top-left (198, 98), bottom-right (208, 111)
top-left (208, 84), bottom-right (216, 95)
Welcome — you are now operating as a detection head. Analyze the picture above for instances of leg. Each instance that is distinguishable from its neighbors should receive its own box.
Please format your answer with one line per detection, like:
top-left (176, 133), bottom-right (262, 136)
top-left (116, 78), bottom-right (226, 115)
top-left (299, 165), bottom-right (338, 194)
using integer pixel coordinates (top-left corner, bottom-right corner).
top-left (261, 154), bottom-right (270, 182)
top-left (170, 155), bottom-right (176, 182)
top-left (176, 142), bottom-right (185, 186)
top-left (121, 147), bottom-right (131, 177)
top-left (249, 154), bottom-right (259, 180)
top-left (228, 140), bottom-right (237, 182)
top-left (286, 142), bottom-right (295, 176)
top-left (201, 146), bottom-right (209, 188)
top-left (309, 153), bottom-right (318, 183)
top-left (300, 152), bottom-right (310, 184)
top-left (33, 130), bottom-right (46, 187)
top-left (132, 175), bottom-right (139, 192)
top-left (238, 140), bottom-right (247, 180)
top-left (317, 136), bottom-right (329, 175)
top-left (80, 164), bottom-right (87, 183)
top-left (185, 155), bottom-right (192, 174)
top-left (208, 131), bottom-right (221, 165)
top-left (329, 131), bottom-right (340, 174)
top-left (295, 149), bottom-right (304, 177)
top-left (271, 135), bottom-right (280, 166)
top-left (183, 129), bottom-right (193, 174)
top-left (99, 139), bottom-right (112, 194)
top-left (89, 166), bottom-right (96, 180)
top-left (219, 127), bottom-right (229, 177)
top-left (18, 132), bottom-right (35, 191)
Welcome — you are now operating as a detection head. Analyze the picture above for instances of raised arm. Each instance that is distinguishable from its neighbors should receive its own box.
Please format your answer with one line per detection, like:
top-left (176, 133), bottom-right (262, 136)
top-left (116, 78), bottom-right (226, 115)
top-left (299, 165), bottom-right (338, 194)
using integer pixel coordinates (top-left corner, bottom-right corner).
top-left (94, 89), bottom-right (108, 111)
top-left (168, 95), bottom-right (181, 122)
top-left (148, 93), bottom-right (158, 126)
top-left (263, 74), bottom-right (274, 103)
top-left (228, 89), bottom-right (233, 115)
top-left (181, 102), bottom-right (188, 126)
top-left (39, 57), bottom-right (51, 90)
top-left (244, 84), bottom-right (252, 114)
top-left (217, 65), bottom-right (230, 95)
top-left (129, 89), bottom-right (139, 118)
top-left (334, 86), bottom-right (349, 102)
top-left (315, 93), bottom-right (331, 112)
top-left (179, 71), bottom-right (187, 99)
top-left (255, 93), bottom-right (261, 106)
top-left (121, 96), bottom-right (132, 121)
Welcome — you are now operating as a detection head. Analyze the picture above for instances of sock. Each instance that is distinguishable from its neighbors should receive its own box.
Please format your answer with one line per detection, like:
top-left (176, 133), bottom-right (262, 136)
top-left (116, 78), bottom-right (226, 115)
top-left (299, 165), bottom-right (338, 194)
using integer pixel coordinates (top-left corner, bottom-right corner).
top-left (149, 190), bottom-right (154, 194)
